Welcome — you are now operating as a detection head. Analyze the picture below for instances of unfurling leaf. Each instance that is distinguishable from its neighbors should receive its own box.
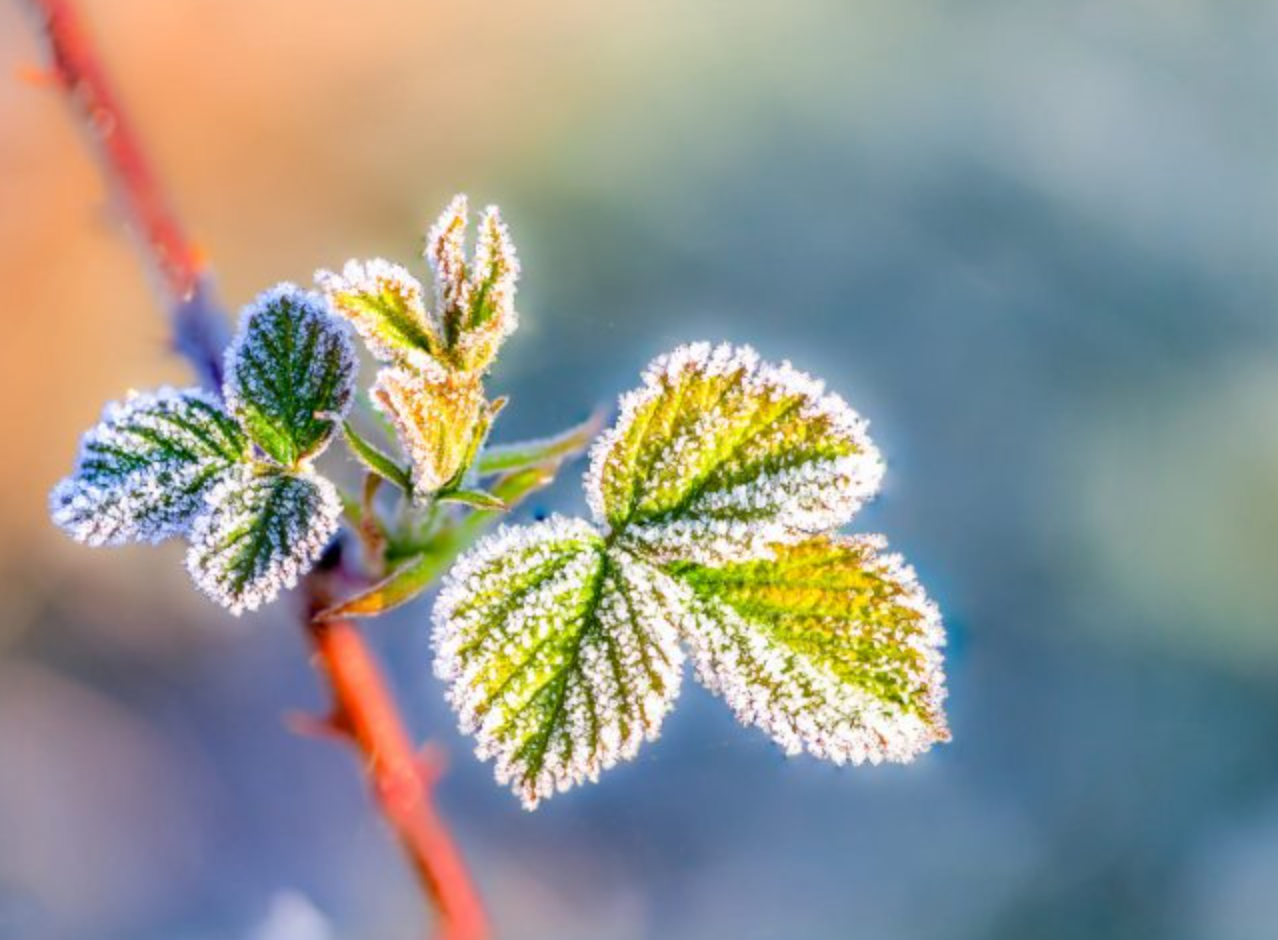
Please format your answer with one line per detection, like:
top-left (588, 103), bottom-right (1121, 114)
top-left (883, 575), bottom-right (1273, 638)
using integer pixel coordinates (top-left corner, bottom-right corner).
top-left (433, 518), bottom-right (685, 808)
top-left (224, 284), bottom-right (358, 468)
top-left (50, 388), bottom-right (246, 546)
top-left (434, 343), bottom-right (947, 807)
top-left (186, 466), bottom-right (342, 615)
top-left (319, 194), bottom-right (520, 378)
top-left (372, 368), bottom-right (485, 498)
top-left (315, 259), bottom-right (447, 380)
top-left (585, 342), bottom-right (883, 564)
top-left (671, 536), bottom-right (948, 765)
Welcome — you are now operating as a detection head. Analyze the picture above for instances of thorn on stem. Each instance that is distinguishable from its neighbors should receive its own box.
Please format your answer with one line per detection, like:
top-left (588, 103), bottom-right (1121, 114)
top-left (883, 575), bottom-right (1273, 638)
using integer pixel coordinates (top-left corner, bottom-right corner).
top-left (15, 63), bottom-right (60, 88)
top-left (285, 709), bottom-right (351, 742)
top-left (418, 741), bottom-right (449, 789)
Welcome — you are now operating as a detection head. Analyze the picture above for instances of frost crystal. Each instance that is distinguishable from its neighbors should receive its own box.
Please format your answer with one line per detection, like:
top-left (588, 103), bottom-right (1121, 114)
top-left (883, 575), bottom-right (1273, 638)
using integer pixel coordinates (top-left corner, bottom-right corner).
top-left (433, 343), bottom-right (948, 808)
top-left (51, 282), bottom-right (357, 616)
top-left (50, 388), bottom-right (245, 546)
top-left (186, 467), bottom-right (342, 616)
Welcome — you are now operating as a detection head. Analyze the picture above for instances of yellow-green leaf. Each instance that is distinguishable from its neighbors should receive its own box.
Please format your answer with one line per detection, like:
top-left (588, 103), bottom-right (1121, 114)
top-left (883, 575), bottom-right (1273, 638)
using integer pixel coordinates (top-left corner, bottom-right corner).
top-left (433, 518), bottom-right (687, 808)
top-left (670, 536), bottom-right (948, 764)
top-left (586, 343), bottom-right (883, 563)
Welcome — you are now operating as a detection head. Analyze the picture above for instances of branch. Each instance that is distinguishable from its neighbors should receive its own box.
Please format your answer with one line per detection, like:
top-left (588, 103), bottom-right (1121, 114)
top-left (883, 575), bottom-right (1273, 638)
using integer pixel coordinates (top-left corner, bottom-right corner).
top-left (305, 570), bottom-right (489, 940)
top-left (23, 2), bottom-right (489, 937)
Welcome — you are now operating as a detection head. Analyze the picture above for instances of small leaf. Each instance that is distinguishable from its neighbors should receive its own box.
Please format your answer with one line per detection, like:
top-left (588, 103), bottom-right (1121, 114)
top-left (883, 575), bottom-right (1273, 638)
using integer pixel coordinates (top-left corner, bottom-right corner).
top-left (425, 194), bottom-right (472, 348)
top-left (433, 517), bottom-right (686, 808)
top-left (453, 204), bottom-right (520, 371)
top-left (670, 536), bottom-right (948, 764)
top-left (586, 343), bottom-right (883, 563)
top-left (373, 367), bottom-right (484, 498)
top-left (477, 407), bottom-right (607, 476)
top-left (317, 259), bottom-right (445, 377)
top-left (318, 462), bottom-right (559, 622)
top-left (50, 388), bottom-right (245, 546)
top-left (186, 466), bottom-right (342, 615)
top-left (437, 488), bottom-right (508, 511)
top-left (225, 284), bottom-right (358, 468)
top-left (338, 419), bottom-right (413, 494)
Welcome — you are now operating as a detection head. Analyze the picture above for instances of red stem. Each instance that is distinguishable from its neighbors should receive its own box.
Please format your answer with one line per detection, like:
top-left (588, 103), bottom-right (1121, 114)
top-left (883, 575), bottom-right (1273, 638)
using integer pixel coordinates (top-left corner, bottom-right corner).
top-left (24, 2), bottom-right (490, 936)
top-left (305, 588), bottom-right (489, 940)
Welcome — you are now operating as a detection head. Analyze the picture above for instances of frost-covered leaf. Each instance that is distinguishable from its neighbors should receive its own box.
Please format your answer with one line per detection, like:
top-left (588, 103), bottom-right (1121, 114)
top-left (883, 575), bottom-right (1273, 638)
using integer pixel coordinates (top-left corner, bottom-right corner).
top-left (320, 196), bottom-right (520, 382)
top-left (186, 466), bottom-right (342, 615)
top-left (50, 388), bottom-right (245, 546)
top-left (426, 193), bottom-right (471, 345)
top-left (373, 367), bottom-right (485, 498)
top-left (433, 517), bottom-right (686, 808)
top-left (586, 343), bottom-right (883, 563)
top-left (225, 284), bottom-right (357, 468)
top-left (316, 259), bottom-right (446, 379)
top-left (670, 536), bottom-right (948, 764)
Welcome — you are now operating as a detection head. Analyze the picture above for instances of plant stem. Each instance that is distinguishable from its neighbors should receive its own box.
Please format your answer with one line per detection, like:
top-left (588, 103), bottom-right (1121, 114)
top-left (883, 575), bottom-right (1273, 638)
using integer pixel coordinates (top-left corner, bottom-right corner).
top-left (23, 2), bottom-right (489, 936)
top-left (305, 578), bottom-right (489, 940)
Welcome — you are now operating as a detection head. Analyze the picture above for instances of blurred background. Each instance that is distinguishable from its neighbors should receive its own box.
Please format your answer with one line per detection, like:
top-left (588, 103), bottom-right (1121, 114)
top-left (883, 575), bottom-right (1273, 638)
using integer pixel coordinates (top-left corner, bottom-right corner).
top-left (3, 0), bottom-right (1278, 937)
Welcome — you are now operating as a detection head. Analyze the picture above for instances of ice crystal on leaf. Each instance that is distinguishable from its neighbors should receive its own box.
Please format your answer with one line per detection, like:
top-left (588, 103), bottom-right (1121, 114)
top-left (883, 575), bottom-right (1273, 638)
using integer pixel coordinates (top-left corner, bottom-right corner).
top-left (372, 367), bottom-right (486, 498)
top-left (50, 284), bottom-right (357, 615)
top-left (433, 517), bottom-right (685, 809)
top-left (187, 467), bottom-right (342, 616)
top-left (317, 196), bottom-right (520, 499)
top-left (433, 343), bottom-right (948, 808)
top-left (49, 388), bottom-right (245, 546)
top-left (224, 284), bottom-right (357, 468)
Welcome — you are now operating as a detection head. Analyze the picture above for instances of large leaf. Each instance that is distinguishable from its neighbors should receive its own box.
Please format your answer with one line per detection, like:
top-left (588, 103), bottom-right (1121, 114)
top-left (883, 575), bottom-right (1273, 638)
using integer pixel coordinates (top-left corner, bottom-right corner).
top-left (50, 388), bottom-right (245, 546)
top-left (224, 284), bottom-right (357, 468)
top-left (670, 536), bottom-right (948, 764)
top-left (186, 466), bottom-right (342, 615)
top-left (586, 343), bottom-right (883, 563)
top-left (433, 517), bottom-right (686, 808)
top-left (317, 259), bottom-right (446, 377)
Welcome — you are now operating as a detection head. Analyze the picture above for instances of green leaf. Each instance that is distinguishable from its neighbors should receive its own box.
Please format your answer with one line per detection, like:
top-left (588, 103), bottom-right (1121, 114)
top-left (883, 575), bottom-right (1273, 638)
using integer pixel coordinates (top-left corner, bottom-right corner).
top-left (50, 388), bottom-right (245, 546)
top-left (225, 284), bottom-right (357, 468)
top-left (339, 419), bottom-right (413, 493)
top-left (432, 517), bottom-right (686, 808)
top-left (477, 407), bottom-right (606, 476)
top-left (317, 259), bottom-right (445, 375)
top-left (437, 488), bottom-right (508, 511)
top-left (585, 343), bottom-right (883, 563)
top-left (318, 462), bottom-right (559, 622)
top-left (186, 466), bottom-right (342, 615)
top-left (670, 536), bottom-right (949, 764)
